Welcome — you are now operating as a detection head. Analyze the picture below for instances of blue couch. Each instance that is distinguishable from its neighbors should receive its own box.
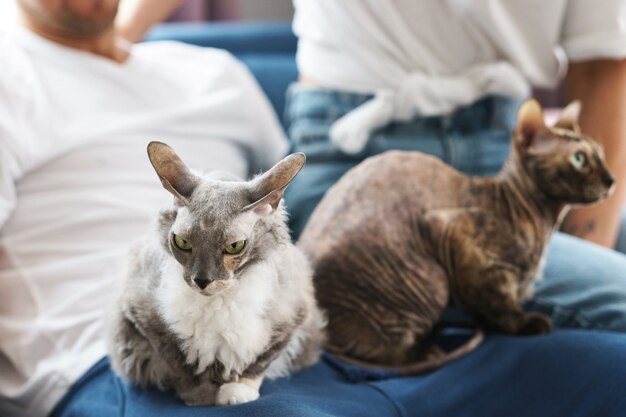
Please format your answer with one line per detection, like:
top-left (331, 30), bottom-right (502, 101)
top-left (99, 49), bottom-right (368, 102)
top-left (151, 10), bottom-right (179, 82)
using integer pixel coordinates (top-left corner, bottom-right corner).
top-left (141, 22), bottom-right (626, 417)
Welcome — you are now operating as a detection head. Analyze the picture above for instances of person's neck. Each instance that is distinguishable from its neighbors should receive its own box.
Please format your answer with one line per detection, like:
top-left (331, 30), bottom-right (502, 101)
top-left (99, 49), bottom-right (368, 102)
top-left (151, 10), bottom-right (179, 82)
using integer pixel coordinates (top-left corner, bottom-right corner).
top-left (21, 21), bottom-right (129, 63)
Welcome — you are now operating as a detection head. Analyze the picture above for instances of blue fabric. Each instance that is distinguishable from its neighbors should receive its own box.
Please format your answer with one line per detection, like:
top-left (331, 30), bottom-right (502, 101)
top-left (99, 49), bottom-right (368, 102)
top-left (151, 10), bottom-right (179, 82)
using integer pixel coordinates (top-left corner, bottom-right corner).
top-left (147, 22), bottom-right (297, 54)
top-left (531, 232), bottom-right (626, 331)
top-left (51, 330), bottom-right (626, 417)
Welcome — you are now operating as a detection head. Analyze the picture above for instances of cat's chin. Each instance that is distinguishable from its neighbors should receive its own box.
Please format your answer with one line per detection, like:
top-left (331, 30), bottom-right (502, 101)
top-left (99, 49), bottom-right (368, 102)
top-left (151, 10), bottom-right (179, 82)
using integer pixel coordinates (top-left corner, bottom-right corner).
top-left (578, 194), bottom-right (609, 205)
top-left (564, 191), bottom-right (610, 206)
top-left (583, 184), bottom-right (614, 203)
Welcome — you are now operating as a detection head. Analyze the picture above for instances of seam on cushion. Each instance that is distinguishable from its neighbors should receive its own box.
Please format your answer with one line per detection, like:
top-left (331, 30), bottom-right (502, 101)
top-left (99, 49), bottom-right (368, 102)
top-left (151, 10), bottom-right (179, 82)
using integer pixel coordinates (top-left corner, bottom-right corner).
top-left (364, 383), bottom-right (406, 417)
top-left (111, 370), bottom-right (127, 417)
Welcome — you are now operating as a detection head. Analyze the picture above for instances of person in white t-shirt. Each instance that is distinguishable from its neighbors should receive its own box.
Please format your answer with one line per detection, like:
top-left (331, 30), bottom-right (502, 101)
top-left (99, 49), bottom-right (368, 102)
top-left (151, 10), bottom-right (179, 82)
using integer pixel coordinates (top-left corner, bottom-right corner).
top-left (0, 1), bottom-right (289, 416)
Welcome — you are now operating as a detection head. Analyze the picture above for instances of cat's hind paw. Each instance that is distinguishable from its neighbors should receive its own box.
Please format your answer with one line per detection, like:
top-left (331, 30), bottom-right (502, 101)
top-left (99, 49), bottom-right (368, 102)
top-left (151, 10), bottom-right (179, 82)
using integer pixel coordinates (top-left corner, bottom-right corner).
top-left (216, 382), bottom-right (260, 406)
top-left (519, 312), bottom-right (552, 335)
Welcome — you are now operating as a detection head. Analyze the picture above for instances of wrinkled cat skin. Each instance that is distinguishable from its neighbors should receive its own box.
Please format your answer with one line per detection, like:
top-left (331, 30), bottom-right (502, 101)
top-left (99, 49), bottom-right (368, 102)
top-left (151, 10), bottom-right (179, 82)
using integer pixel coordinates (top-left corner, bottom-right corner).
top-left (106, 142), bottom-right (326, 406)
top-left (299, 99), bottom-right (614, 369)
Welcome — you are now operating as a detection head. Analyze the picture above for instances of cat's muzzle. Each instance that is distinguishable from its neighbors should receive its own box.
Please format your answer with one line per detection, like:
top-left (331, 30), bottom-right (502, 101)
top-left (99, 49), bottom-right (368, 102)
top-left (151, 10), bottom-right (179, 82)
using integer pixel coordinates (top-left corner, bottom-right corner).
top-left (193, 277), bottom-right (210, 289)
top-left (191, 277), bottom-right (233, 296)
top-left (602, 174), bottom-right (616, 196)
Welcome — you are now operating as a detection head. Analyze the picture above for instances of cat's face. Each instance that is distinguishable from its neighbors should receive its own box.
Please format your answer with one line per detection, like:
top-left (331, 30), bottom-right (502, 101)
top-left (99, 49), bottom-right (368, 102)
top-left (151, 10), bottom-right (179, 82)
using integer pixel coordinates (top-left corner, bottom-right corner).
top-left (160, 182), bottom-right (257, 296)
top-left (523, 129), bottom-right (614, 204)
top-left (514, 100), bottom-right (614, 204)
top-left (148, 141), bottom-right (305, 296)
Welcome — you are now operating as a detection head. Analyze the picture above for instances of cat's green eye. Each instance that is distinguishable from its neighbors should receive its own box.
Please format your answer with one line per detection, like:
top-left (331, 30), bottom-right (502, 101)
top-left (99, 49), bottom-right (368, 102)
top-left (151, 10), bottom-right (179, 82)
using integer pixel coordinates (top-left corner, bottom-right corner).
top-left (173, 234), bottom-right (192, 251)
top-left (571, 151), bottom-right (587, 169)
top-left (224, 240), bottom-right (246, 255)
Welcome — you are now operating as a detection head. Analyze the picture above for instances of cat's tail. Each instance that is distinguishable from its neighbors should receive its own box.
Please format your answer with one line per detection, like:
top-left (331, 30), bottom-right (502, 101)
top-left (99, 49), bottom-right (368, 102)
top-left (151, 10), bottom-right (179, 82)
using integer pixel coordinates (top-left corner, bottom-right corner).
top-left (326, 324), bottom-right (484, 378)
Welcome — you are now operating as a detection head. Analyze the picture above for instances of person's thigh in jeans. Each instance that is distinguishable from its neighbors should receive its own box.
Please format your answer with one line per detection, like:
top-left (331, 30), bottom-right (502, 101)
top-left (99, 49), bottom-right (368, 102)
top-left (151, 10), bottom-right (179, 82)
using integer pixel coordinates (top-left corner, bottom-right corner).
top-left (527, 232), bottom-right (626, 332)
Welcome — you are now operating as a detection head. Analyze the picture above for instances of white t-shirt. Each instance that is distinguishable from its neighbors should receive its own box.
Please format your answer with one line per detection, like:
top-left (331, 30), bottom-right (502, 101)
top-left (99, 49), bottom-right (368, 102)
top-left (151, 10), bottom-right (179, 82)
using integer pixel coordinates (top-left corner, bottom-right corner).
top-left (293, 0), bottom-right (626, 153)
top-left (0, 27), bottom-right (288, 417)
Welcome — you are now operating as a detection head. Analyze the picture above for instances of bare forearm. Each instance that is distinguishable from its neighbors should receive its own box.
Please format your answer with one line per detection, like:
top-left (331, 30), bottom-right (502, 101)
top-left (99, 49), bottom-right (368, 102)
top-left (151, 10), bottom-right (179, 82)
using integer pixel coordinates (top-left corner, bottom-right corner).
top-left (561, 59), bottom-right (626, 248)
top-left (116, 0), bottom-right (186, 43)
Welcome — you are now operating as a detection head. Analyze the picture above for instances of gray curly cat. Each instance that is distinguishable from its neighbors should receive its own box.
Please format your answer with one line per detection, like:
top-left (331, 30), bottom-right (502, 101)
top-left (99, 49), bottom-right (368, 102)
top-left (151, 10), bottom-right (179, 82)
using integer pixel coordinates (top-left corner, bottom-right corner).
top-left (106, 142), bottom-right (325, 406)
top-left (299, 99), bottom-right (614, 373)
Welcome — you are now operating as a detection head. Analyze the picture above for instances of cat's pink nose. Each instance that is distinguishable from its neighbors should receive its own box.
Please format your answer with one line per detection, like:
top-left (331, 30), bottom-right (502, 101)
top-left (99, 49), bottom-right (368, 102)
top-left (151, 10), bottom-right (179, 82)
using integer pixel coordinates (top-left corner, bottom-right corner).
top-left (194, 277), bottom-right (210, 289)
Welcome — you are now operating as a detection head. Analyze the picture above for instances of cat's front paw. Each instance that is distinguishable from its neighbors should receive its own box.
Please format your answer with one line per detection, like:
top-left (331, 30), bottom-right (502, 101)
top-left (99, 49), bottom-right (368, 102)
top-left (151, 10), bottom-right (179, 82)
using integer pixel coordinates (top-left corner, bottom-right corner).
top-left (519, 312), bottom-right (552, 335)
top-left (216, 382), bottom-right (260, 406)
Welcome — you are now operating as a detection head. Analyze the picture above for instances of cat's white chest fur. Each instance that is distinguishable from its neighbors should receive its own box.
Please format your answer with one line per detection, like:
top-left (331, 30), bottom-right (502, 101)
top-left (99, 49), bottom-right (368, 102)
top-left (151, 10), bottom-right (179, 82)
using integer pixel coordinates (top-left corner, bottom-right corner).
top-left (156, 259), bottom-right (276, 378)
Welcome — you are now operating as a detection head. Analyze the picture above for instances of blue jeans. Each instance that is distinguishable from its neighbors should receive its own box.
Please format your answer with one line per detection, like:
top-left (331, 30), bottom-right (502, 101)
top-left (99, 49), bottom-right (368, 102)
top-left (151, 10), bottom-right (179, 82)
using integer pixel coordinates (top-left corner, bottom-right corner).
top-left (50, 335), bottom-right (626, 417)
top-left (283, 85), bottom-right (626, 332)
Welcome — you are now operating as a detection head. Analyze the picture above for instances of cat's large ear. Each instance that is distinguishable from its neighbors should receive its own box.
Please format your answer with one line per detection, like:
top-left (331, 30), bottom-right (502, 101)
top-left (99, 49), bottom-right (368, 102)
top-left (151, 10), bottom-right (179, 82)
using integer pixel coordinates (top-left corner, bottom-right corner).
top-left (244, 153), bottom-right (306, 215)
top-left (147, 141), bottom-right (199, 205)
top-left (514, 98), bottom-right (550, 153)
top-left (553, 100), bottom-right (582, 133)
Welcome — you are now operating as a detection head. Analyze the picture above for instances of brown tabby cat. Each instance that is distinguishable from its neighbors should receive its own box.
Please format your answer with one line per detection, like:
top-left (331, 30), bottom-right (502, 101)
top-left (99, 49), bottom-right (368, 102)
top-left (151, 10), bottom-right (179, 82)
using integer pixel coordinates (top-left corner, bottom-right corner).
top-left (298, 99), bottom-right (615, 373)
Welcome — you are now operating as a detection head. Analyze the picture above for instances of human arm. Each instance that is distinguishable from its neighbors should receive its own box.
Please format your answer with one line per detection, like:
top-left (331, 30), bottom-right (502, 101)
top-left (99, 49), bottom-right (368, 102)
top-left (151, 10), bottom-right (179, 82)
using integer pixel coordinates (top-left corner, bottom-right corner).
top-left (560, 59), bottom-right (626, 248)
top-left (115, 0), bottom-right (186, 43)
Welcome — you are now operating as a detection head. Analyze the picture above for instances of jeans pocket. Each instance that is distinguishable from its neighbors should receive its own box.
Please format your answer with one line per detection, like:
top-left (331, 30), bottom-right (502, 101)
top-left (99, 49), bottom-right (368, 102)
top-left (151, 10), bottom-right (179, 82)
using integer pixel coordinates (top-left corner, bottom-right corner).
top-left (290, 121), bottom-right (331, 147)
